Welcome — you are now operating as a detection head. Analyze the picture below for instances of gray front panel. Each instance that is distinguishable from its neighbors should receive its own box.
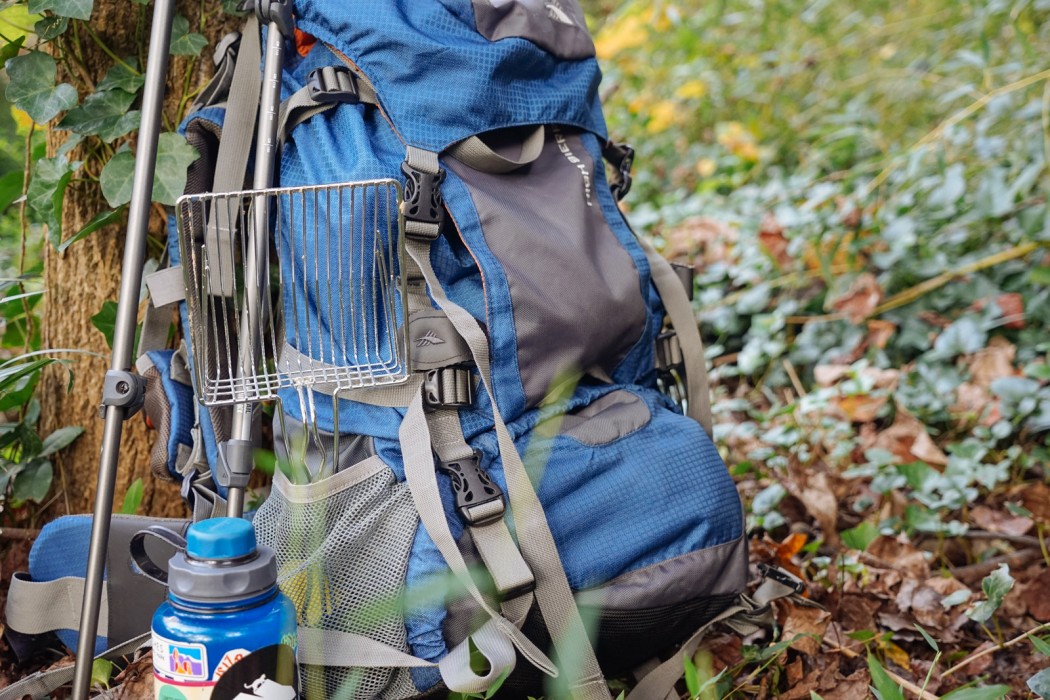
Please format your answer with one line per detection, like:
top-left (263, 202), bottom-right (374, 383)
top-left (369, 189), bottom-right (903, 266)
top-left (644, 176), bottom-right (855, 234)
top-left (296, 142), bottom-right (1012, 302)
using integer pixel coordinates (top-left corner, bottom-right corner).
top-left (447, 128), bottom-right (648, 408)
top-left (471, 0), bottom-right (596, 59)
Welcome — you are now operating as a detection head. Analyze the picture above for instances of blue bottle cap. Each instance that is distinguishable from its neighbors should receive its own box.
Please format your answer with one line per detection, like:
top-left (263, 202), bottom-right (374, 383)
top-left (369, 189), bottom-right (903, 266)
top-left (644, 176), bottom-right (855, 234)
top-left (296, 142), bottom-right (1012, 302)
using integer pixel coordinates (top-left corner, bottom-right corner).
top-left (185, 517), bottom-right (257, 560)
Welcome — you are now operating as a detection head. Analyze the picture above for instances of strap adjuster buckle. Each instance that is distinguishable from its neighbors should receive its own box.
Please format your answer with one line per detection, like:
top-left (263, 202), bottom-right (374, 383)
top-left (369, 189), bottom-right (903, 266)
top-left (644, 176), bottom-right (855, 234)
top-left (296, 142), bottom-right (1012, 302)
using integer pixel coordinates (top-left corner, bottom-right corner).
top-left (400, 161), bottom-right (446, 240)
top-left (437, 451), bottom-right (505, 526)
top-left (423, 367), bottom-right (474, 410)
top-left (307, 66), bottom-right (361, 105)
top-left (757, 563), bottom-right (807, 595)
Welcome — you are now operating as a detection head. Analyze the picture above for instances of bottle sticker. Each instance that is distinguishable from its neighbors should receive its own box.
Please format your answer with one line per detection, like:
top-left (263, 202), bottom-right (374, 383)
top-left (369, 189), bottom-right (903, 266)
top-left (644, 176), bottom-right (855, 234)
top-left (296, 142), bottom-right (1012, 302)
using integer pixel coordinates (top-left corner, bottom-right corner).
top-left (153, 677), bottom-right (215, 700)
top-left (152, 634), bottom-right (209, 682)
top-left (214, 649), bottom-right (251, 680)
top-left (210, 644), bottom-right (299, 700)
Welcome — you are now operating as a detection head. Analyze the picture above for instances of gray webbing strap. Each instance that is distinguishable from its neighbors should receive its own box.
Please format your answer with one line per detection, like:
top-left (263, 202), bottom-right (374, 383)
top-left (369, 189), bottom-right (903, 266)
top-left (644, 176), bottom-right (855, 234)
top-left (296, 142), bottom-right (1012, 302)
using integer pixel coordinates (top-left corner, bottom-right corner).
top-left (298, 627), bottom-right (433, 668)
top-left (137, 266), bottom-right (186, 361)
top-left (405, 236), bottom-right (611, 700)
top-left (276, 76), bottom-right (379, 145)
top-left (205, 14), bottom-right (261, 296)
top-left (400, 383), bottom-right (558, 679)
top-left (446, 126), bottom-right (545, 174)
top-left (298, 619), bottom-right (516, 695)
top-left (0, 631), bottom-right (150, 700)
top-left (625, 576), bottom-right (803, 700)
top-left (6, 574), bottom-right (109, 638)
top-left (427, 408), bottom-right (536, 617)
top-left (636, 235), bottom-right (713, 436)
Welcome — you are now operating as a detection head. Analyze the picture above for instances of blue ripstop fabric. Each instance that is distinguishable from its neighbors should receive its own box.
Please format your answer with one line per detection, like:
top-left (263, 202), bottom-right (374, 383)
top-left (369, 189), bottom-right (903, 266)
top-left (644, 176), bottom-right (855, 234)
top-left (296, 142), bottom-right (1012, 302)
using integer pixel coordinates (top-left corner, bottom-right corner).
top-left (290, 0), bottom-right (607, 151)
top-left (145, 349), bottom-right (195, 480)
top-left (29, 516), bottom-right (107, 654)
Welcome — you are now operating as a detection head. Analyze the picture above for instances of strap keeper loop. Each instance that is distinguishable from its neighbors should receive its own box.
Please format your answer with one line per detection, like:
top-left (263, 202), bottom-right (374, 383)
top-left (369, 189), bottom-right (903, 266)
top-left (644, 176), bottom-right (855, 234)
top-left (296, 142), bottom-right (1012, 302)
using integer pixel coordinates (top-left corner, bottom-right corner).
top-left (307, 65), bottom-right (361, 105)
top-left (423, 367), bottom-right (474, 410)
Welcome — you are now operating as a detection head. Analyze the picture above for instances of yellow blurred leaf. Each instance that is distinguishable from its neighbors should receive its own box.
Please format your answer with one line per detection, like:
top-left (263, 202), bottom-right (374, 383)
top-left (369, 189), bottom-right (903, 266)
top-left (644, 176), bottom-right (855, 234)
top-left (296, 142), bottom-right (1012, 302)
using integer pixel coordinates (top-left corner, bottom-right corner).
top-left (10, 107), bottom-right (33, 135)
top-left (594, 13), bottom-right (647, 61)
top-left (696, 158), bottom-right (717, 178)
top-left (880, 640), bottom-right (911, 671)
top-left (0, 5), bottom-right (40, 39)
top-left (675, 79), bottom-right (708, 100)
top-left (647, 99), bottom-right (679, 134)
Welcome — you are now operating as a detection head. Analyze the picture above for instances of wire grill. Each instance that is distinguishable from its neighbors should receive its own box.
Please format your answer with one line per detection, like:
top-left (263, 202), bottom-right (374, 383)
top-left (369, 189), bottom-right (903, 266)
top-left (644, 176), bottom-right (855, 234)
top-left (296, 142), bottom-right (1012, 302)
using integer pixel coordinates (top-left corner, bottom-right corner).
top-left (175, 179), bottom-right (409, 406)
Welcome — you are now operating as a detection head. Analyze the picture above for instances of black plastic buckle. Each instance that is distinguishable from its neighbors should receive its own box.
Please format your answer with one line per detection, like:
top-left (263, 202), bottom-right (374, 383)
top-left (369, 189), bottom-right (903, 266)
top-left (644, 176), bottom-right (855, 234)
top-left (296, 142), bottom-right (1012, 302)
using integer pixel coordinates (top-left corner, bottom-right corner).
top-left (255, 0), bottom-right (293, 37)
top-left (607, 142), bottom-right (634, 201)
top-left (437, 451), bottom-right (505, 526)
top-left (401, 161), bottom-right (446, 239)
top-left (307, 66), bottom-right (361, 105)
top-left (423, 367), bottom-right (475, 410)
top-left (758, 563), bottom-right (807, 595)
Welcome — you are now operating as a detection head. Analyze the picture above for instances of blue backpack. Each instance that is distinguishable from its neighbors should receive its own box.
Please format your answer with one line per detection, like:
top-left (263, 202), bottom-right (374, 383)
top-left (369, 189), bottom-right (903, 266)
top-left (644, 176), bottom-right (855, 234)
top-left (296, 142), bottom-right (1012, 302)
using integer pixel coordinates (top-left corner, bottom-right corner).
top-left (4, 3), bottom-right (765, 699)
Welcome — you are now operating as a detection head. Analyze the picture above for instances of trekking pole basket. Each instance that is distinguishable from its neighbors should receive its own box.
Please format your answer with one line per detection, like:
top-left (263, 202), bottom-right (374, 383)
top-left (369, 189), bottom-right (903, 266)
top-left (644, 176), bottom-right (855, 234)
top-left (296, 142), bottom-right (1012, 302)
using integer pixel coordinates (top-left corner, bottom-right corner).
top-left (174, 179), bottom-right (410, 406)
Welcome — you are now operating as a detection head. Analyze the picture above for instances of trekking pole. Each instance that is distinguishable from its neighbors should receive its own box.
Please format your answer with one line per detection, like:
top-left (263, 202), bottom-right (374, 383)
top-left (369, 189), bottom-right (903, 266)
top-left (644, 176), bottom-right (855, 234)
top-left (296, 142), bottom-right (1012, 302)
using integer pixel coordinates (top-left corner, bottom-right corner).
top-left (70, 0), bottom-right (179, 695)
top-left (218, 0), bottom-right (292, 518)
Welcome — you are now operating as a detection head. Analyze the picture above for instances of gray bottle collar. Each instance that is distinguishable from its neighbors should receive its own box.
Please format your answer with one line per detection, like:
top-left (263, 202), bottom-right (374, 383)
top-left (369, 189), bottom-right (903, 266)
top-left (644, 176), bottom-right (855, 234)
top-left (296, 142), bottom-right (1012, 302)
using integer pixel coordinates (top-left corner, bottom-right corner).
top-left (167, 544), bottom-right (279, 604)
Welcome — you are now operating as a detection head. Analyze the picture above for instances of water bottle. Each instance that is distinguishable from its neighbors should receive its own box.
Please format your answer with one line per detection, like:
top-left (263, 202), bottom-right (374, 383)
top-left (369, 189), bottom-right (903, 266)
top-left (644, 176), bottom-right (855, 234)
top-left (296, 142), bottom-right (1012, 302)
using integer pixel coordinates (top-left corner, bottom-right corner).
top-left (131, 517), bottom-right (298, 700)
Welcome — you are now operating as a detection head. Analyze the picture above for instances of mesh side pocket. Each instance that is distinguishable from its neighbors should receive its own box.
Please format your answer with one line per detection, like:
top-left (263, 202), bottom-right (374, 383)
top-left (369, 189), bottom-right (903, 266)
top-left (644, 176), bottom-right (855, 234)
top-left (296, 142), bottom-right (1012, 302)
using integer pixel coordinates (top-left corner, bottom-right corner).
top-left (254, 459), bottom-right (421, 700)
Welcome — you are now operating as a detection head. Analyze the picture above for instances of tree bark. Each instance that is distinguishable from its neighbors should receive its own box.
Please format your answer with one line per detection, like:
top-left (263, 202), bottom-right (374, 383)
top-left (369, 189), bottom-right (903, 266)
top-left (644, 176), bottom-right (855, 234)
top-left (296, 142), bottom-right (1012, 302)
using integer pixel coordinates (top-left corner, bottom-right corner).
top-left (38, 0), bottom-right (235, 518)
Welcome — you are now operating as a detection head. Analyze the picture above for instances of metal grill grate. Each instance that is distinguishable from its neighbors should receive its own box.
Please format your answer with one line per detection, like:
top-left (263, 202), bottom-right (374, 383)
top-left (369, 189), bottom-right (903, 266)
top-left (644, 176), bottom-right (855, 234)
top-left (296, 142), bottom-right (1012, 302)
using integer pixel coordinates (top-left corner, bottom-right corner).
top-left (175, 179), bottom-right (410, 406)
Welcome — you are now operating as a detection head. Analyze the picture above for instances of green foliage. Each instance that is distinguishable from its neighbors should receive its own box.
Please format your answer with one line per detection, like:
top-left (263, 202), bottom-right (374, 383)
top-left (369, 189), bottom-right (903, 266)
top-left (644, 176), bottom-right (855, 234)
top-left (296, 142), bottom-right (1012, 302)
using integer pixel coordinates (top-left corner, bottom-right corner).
top-left (120, 477), bottom-right (143, 514)
top-left (967, 564), bottom-right (1015, 624)
top-left (4, 50), bottom-right (76, 123)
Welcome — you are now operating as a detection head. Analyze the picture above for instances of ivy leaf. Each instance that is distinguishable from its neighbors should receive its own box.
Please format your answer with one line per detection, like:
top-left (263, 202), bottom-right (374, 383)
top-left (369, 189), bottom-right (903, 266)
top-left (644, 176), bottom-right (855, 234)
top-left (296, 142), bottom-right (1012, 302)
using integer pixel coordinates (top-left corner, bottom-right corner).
top-left (967, 564), bottom-right (1015, 623)
top-left (101, 133), bottom-right (196, 207)
top-left (98, 110), bottom-right (139, 142)
top-left (34, 14), bottom-right (67, 40)
top-left (1029, 667), bottom-right (1050, 697)
top-left (941, 686), bottom-right (1011, 700)
top-left (28, 0), bottom-right (92, 20)
top-left (153, 132), bottom-right (198, 205)
top-left (58, 207), bottom-right (123, 253)
top-left (91, 300), bottom-right (118, 348)
top-left (11, 460), bottom-right (53, 503)
top-left (841, 521), bottom-right (879, 551)
top-left (169, 14), bottom-right (207, 56)
top-left (0, 170), bottom-right (23, 213)
top-left (58, 87), bottom-right (135, 139)
top-left (27, 154), bottom-right (81, 245)
top-left (99, 146), bottom-right (133, 207)
top-left (39, 425), bottom-right (83, 457)
top-left (96, 59), bottom-right (144, 94)
top-left (0, 36), bottom-right (26, 65)
top-left (4, 51), bottom-right (78, 124)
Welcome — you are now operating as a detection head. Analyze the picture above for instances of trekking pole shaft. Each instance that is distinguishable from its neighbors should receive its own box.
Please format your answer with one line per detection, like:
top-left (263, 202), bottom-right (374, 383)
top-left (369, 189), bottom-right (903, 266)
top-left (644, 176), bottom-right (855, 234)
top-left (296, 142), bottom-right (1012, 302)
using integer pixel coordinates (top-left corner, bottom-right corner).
top-left (227, 21), bottom-right (285, 517)
top-left (70, 0), bottom-right (177, 695)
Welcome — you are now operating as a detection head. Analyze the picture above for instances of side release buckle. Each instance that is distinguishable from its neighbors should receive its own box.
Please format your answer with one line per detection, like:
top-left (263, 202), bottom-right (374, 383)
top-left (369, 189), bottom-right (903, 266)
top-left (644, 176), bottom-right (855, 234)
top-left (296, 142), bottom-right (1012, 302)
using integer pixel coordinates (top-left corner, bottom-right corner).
top-left (437, 451), bottom-right (505, 527)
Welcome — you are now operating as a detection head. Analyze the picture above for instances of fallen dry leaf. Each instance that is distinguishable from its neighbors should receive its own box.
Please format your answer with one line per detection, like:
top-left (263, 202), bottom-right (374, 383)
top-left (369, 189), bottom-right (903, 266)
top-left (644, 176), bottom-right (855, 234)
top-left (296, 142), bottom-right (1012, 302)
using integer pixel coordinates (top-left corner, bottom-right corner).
top-left (830, 272), bottom-right (883, 323)
top-left (821, 667), bottom-right (871, 700)
top-left (1021, 482), bottom-right (1050, 525)
top-left (780, 602), bottom-right (832, 656)
top-left (835, 393), bottom-right (890, 423)
top-left (784, 470), bottom-right (841, 546)
top-left (872, 405), bottom-right (948, 466)
top-left (966, 336), bottom-right (1018, 389)
top-left (867, 536), bottom-right (930, 579)
top-left (758, 212), bottom-right (793, 268)
top-left (952, 381), bottom-right (991, 418)
top-left (663, 216), bottom-right (737, 266)
top-left (970, 505), bottom-right (1033, 537)
top-left (111, 651), bottom-right (154, 700)
top-left (1021, 568), bottom-right (1050, 622)
top-left (866, 319), bottom-right (897, 349)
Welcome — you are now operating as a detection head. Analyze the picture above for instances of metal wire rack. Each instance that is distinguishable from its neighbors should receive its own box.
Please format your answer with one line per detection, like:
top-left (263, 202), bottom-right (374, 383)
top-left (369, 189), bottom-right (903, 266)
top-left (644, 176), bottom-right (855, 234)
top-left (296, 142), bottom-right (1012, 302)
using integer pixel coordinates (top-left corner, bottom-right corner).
top-left (175, 179), bottom-right (410, 406)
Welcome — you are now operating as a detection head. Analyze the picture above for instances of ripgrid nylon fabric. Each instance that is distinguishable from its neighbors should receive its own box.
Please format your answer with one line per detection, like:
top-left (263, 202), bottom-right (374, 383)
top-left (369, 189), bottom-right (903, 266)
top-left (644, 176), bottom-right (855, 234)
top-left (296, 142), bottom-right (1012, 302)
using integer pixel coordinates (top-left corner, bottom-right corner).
top-left (404, 238), bottom-right (611, 700)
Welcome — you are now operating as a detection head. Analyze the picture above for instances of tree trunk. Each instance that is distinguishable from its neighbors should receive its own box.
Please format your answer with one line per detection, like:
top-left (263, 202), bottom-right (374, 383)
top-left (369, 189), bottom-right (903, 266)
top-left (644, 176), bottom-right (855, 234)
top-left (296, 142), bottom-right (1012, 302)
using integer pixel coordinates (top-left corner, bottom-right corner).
top-left (38, 0), bottom-right (235, 518)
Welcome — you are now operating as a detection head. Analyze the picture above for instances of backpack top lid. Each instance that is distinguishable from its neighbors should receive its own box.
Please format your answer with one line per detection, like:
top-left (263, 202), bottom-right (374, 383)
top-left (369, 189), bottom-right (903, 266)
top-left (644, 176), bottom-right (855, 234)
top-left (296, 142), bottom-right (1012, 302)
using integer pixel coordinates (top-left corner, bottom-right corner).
top-left (291, 0), bottom-right (609, 151)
